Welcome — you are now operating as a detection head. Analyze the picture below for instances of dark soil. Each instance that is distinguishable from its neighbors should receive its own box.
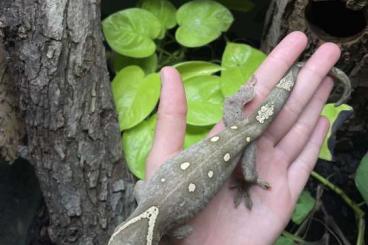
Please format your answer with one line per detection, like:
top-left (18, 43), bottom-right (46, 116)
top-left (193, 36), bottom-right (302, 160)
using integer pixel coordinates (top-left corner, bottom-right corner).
top-left (310, 86), bottom-right (368, 243)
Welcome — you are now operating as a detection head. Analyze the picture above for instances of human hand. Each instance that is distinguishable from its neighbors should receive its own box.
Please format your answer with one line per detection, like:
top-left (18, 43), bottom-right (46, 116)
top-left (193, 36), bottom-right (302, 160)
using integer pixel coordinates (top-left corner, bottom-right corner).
top-left (145, 31), bottom-right (340, 245)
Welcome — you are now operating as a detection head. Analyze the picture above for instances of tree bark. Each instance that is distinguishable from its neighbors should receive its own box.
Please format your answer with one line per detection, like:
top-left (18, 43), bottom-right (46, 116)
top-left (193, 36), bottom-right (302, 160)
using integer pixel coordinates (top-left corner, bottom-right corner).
top-left (0, 39), bottom-right (25, 162)
top-left (261, 0), bottom-right (368, 88)
top-left (0, 0), bottom-right (137, 244)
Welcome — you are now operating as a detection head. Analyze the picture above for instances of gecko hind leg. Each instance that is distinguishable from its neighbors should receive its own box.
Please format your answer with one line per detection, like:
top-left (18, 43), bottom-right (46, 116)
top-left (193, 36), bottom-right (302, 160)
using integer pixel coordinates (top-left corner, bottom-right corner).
top-left (231, 142), bottom-right (271, 209)
top-left (230, 182), bottom-right (253, 208)
top-left (242, 142), bottom-right (271, 190)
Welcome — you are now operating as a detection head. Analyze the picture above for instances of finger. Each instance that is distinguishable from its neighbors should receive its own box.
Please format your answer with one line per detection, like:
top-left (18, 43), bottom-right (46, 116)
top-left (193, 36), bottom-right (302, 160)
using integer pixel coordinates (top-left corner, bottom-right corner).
top-left (288, 117), bottom-right (330, 201)
top-left (275, 77), bottom-right (333, 165)
top-left (264, 42), bottom-right (340, 143)
top-left (208, 31), bottom-right (308, 136)
top-left (146, 67), bottom-right (187, 178)
top-left (245, 31), bottom-right (308, 113)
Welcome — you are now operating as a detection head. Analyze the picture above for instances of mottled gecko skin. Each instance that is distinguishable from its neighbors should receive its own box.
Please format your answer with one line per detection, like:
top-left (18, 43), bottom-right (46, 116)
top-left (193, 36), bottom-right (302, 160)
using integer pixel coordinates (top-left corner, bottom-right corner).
top-left (108, 62), bottom-right (351, 245)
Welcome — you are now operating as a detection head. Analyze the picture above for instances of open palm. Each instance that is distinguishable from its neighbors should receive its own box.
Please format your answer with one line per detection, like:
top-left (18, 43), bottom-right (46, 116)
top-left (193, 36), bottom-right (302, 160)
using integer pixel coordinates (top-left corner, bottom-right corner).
top-left (145, 32), bottom-right (341, 245)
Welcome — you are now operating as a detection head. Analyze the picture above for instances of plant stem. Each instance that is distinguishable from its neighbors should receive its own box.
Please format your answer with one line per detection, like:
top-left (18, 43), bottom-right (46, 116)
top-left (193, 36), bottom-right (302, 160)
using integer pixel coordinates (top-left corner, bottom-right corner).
top-left (282, 231), bottom-right (305, 243)
top-left (311, 171), bottom-right (366, 245)
top-left (157, 47), bottom-right (173, 57)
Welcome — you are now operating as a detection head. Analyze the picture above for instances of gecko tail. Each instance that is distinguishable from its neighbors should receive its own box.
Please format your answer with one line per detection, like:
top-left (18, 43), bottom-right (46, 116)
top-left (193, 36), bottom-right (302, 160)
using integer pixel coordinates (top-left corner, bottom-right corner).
top-left (108, 224), bottom-right (147, 245)
top-left (297, 62), bottom-right (352, 106)
top-left (330, 66), bottom-right (352, 106)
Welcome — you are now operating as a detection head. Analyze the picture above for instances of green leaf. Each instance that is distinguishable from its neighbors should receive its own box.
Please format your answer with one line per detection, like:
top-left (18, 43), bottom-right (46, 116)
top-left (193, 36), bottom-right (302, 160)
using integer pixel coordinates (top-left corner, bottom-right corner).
top-left (319, 103), bottom-right (353, 160)
top-left (355, 154), bottom-right (368, 205)
top-left (221, 67), bottom-right (244, 97)
top-left (122, 115), bottom-right (157, 179)
top-left (174, 61), bottom-right (222, 81)
top-left (102, 8), bottom-right (162, 58)
top-left (184, 75), bottom-right (224, 126)
top-left (112, 66), bottom-right (161, 130)
top-left (176, 0), bottom-right (234, 47)
top-left (112, 53), bottom-right (158, 74)
top-left (184, 125), bottom-right (211, 149)
top-left (140, 0), bottom-right (177, 38)
top-left (216, 0), bottom-right (254, 12)
top-left (292, 191), bottom-right (316, 225)
top-left (274, 236), bottom-right (294, 245)
top-left (221, 42), bottom-right (266, 97)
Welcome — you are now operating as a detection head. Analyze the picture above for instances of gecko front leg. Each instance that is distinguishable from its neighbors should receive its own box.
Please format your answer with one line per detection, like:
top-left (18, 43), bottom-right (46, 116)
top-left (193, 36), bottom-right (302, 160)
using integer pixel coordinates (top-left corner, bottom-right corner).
top-left (223, 76), bottom-right (256, 125)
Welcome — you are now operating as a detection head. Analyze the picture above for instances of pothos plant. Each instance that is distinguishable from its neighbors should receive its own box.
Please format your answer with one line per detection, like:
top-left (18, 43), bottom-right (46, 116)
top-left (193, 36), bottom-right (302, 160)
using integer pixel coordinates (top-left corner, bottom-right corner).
top-left (102, 0), bottom-right (360, 243)
top-left (102, 0), bottom-right (266, 178)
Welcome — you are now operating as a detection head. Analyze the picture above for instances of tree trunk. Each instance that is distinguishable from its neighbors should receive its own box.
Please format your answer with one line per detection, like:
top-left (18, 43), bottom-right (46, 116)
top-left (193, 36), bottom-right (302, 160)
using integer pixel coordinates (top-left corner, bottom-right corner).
top-left (0, 0), bottom-right (137, 244)
top-left (261, 0), bottom-right (368, 88)
top-left (0, 39), bottom-right (25, 162)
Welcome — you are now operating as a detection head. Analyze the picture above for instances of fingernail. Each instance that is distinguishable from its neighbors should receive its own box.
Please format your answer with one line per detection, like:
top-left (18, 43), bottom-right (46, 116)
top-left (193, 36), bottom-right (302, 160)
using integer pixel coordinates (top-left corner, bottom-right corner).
top-left (160, 68), bottom-right (166, 85)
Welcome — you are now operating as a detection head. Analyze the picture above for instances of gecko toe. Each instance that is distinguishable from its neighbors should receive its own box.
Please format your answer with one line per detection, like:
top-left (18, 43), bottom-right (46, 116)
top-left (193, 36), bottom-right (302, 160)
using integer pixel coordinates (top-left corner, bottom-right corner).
top-left (230, 181), bottom-right (253, 209)
top-left (256, 178), bottom-right (271, 190)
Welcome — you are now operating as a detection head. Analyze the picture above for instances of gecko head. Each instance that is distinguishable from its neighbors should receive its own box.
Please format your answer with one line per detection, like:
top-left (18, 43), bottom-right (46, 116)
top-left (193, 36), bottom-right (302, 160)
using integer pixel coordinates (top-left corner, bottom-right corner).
top-left (108, 206), bottom-right (160, 245)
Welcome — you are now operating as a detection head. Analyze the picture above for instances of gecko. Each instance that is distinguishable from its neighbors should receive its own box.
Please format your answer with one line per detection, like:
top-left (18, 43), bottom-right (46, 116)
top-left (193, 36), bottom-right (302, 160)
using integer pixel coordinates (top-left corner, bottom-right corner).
top-left (108, 62), bottom-right (351, 245)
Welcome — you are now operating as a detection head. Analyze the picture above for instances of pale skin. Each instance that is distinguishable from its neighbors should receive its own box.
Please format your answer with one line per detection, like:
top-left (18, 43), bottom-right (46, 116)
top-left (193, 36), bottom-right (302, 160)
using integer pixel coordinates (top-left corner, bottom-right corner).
top-left (145, 32), bottom-right (341, 244)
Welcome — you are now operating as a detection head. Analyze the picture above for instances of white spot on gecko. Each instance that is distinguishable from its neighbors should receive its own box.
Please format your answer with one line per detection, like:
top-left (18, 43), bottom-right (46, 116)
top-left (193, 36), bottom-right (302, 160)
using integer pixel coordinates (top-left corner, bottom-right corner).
top-left (108, 206), bottom-right (159, 245)
top-left (224, 153), bottom-right (231, 162)
top-left (246, 137), bottom-right (251, 142)
top-left (161, 178), bottom-right (166, 183)
top-left (230, 125), bottom-right (238, 129)
top-left (180, 162), bottom-right (190, 170)
top-left (208, 171), bottom-right (214, 178)
top-left (210, 136), bottom-right (220, 142)
top-left (276, 77), bottom-right (294, 91)
top-left (256, 103), bottom-right (274, 124)
top-left (188, 183), bottom-right (196, 192)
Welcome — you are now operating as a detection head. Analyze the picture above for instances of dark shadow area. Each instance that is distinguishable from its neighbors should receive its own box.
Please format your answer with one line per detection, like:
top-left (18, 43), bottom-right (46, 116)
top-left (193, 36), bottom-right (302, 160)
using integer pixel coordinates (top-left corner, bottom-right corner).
top-left (305, 0), bottom-right (366, 38)
top-left (0, 159), bottom-right (50, 245)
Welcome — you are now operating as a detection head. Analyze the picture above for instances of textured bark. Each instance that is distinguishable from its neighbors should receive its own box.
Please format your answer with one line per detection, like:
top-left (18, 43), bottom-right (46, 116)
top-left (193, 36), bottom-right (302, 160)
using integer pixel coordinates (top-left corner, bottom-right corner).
top-left (261, 0), bottom-right (368, 87)
top-left (0, 0), bottom-right (137, 244)
top-left (0, 39), bottom-right (25, 162)
top-left (343, 0), bottom-right (368, 10)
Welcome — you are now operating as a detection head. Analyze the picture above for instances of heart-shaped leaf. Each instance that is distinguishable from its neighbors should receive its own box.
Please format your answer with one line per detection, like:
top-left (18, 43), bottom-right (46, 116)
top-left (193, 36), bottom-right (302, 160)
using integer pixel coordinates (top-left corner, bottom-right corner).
top-left (123, 117), bottom-right (212, 179)
top-left (140, 0), bottom-right (177, 38)
top-left (122, 115), bottom-right (157, 179)
top-left (184, 125), bottom-right (211, 149)
top-left (275, 236), bottom-right (294, 245)
top-left (319, 103), bottom-right (353, 160)
top-left (176, 0), bottom-right (233, 47)
top-left (184, 75), bottom-right (224, 126)
top-left (221, 42), bottom-right (266, 97)
top-left (174, 61), bottom-right (222, 81)
top-left (102, 8), bottom-right (162, 58)
top-left (112, 66), bottom-right (161, 130)
top-left (355, 154), bottom-right (368, 205)
top-left (112, 53), bottom-right (158, 74)
top-left (292, 191), bottom-right (316, 224)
